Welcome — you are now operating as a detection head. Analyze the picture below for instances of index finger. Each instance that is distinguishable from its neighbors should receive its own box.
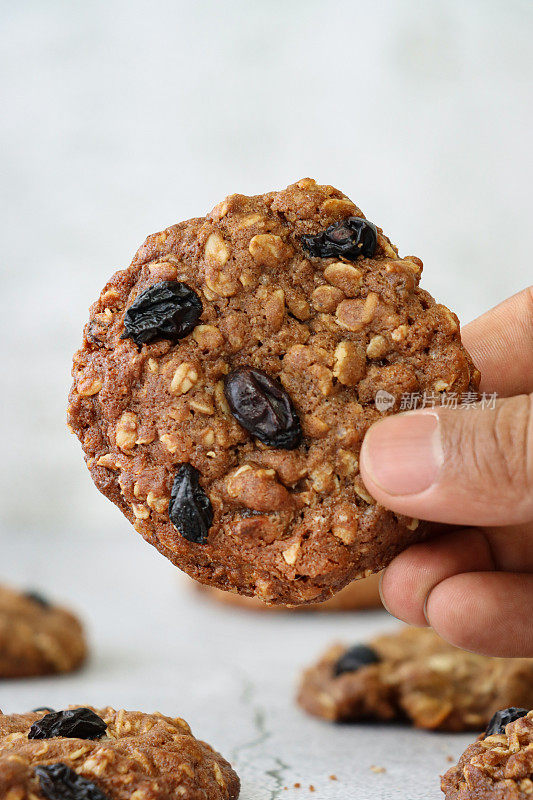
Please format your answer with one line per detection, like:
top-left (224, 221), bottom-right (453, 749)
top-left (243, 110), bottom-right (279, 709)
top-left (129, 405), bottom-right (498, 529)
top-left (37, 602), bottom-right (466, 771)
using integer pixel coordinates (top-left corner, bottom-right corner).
top-left (461, 286), bottom-right (533, 397)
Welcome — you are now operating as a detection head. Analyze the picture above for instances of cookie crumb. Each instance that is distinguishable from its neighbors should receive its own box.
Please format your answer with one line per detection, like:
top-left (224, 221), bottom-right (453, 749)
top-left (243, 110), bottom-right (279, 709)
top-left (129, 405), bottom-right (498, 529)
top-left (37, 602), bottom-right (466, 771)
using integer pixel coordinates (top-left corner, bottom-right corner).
top-left (329, 775), bottom-right (338, 781)
top-left (370, 765), bottom-right (386, 774)
top-left (294, 783), bottom-right (301, 789)
top-left (446, 755), bottom-right (454, 763)
top-left (309, 786), bottom-right (315, 792)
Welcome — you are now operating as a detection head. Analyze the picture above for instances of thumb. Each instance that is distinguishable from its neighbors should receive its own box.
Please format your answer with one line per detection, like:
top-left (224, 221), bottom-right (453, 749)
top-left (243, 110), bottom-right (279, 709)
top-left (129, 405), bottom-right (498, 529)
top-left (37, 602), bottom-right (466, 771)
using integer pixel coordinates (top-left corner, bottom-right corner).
top-left (359, 394), bottom-right (533, 526)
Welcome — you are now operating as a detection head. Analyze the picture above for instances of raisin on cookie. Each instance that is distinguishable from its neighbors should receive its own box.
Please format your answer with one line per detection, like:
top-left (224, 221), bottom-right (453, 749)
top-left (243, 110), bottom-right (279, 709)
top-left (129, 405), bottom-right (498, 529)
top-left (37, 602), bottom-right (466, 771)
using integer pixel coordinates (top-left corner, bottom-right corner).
top-left (68, 178), bottom-right (479, 606)
top-left (0, 706), bottom-right (240, 800)
top-left (297, 627), bottom-right (533, 731)
top-left (0, 585), bottom-right (87, 678)
top-left (441, 709), bottom-right (533, 798)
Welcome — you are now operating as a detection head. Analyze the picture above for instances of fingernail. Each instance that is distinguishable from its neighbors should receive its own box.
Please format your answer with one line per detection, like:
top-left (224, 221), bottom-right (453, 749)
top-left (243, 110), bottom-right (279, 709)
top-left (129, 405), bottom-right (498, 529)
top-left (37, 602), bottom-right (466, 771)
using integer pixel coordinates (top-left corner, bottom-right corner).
top-left (363, 412), bottom-right (443, 495)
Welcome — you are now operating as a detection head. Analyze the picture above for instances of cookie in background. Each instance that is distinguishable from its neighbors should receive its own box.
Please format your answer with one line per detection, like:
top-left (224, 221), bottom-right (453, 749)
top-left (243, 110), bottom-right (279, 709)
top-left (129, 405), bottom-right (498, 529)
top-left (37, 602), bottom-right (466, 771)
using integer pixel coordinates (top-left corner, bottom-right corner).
top-left (297, 627), bottom-right (533, 731)
top-left (0, 584), bottom-right (87, 678)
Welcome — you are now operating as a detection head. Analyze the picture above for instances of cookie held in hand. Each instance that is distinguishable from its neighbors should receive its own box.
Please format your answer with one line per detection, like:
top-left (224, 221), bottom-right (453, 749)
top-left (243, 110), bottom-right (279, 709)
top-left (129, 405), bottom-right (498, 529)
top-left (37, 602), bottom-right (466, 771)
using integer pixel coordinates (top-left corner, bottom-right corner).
top-left (68, 178), bottom-right (479, 605)
top-left (196, 571), bottom-right (382, 613)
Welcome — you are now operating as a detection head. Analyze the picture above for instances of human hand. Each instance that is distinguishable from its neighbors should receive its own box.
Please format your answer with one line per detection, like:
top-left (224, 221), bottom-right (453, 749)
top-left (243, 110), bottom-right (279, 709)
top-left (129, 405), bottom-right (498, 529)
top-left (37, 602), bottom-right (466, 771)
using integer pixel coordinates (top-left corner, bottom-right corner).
top-left (360, 287), bottom-right (533, 657)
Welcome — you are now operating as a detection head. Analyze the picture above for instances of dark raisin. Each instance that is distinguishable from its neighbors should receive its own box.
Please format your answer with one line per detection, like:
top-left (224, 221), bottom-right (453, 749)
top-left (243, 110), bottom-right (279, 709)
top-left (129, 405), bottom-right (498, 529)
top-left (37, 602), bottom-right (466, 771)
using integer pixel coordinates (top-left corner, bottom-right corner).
top-left (301, 217), bottom-right (377, 261)
top-left (169, 464), bottom-right (213, 544)
top-left (334, 644), bottom-right (381, 676)
top-left (35, 763), bottom-right (109, 800)
top-left (24, 590), bottom-right (51, 608)
top-left (484, 707), bottom-right (529, 737)
top-left (223, 367), bottom-right (302, 449)
top-left (28, 708), bottom-right (107, 740)
top-left (31, 707), bottom-right (55, 713)
top-left (122, 280), bottom-right (202, 346)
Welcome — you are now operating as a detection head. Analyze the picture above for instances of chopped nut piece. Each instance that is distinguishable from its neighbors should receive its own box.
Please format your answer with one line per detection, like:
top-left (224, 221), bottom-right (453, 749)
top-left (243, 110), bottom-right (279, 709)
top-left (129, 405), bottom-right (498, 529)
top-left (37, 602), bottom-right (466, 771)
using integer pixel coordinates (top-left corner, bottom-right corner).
top-left (366, 335), bottom-right (388, 359)
top-left (96, 454), bottom-right (120, 470)
top-left (320, 198), bottom-right (358, 217)
top-left (303, 415), bottom-right (331, 437)
top-left (170, 363), bottom-right (199, 395)
top-left (353, 476), bottom-right (375, 504)
top-left (159, 433), bottom-right (179, 453)
top-left (132, 503), bottom-right (149, 519)
top-left (77, 377), bottom-right (103, 397)
top-left (336, 292), bottom-right (379, 331)
top-left (309, 364), bottom-right (334, 396)
top-left (324, 262), bottom-right (363, 296)
top-left (332, 504), bottom-right (358, 544)
top-left (285, 293), bottom-right (311, 320)
top-left (192, 324), bottom-right (224, 349)
top-left (282, 540), bottom-right (301, 565)
top-left (333, 341), bottom-right (366, 386)
top-left (226, 465), bottom-right (294, 511)
top-left (310, 464), bottom-right (335, 492)
top-left (115, 412), bottom-right (138, 451)
top-left (204, 233), bottom-right (239, 296)
top-left (214, 380), bottom-right (231, 416)
top-left (205, 232), bottom-right (230, 265)
top-left (189, 397), bottom-right (215, 415)
top-left (249, 234), bottom-right (293, 267)
top-left (311, 285), bottom-right (344, 313)
top-left (235, 211), bottom-right (263, 229)
top-left (391, 324), bottom-right (409, 342)
top-left (146, 491), bottom-right (169, 513)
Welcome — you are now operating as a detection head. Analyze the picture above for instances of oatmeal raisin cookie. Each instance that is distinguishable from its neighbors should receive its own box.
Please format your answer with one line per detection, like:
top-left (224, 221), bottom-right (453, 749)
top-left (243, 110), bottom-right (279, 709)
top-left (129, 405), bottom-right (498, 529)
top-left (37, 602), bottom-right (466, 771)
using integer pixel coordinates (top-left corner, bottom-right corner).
top-left (0, 706), bottom-right (239, 799)
top-left (68, 179), bottom-right (479, 605)
top-left (297, 627), bottom-right (533, 731)
top-left (0, 585), bottom-right (86, 678)
top-left (441, 709), bottom-right (533, 798)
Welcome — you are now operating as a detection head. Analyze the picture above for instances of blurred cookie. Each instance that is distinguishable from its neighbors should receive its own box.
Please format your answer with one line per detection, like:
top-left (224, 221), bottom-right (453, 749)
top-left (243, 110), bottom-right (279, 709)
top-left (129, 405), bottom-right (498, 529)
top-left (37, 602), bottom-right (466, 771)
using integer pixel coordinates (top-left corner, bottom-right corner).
top-left (68, 178), bottom-right (478, 605)
top-left (0, 585), bottom-right (86, 678)
top-left (441, 708), bottom-right (533, 798)
top-left (197, 572), bottom-right (381, 612)
top-left (297, 627), bottom-right (533, 731)
top-left (0, 705), bottom-right (240, 799)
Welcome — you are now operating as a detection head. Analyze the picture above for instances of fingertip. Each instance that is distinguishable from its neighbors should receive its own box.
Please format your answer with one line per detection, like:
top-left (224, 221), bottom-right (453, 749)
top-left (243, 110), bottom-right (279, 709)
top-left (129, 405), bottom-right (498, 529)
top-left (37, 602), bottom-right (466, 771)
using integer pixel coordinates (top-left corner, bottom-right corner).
top-left (380, 546), bottom-right (433, 627)
top-left (379, 528), bottom-right (494, 629)
top-left (425, 572), bottom-right (533, 657)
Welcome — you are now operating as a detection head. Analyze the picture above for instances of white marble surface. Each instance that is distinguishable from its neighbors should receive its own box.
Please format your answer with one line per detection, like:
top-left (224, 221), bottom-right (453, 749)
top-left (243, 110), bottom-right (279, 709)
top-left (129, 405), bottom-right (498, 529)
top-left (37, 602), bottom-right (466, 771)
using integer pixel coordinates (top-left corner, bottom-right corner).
top-left (1, 1), bottom-right (532, 797)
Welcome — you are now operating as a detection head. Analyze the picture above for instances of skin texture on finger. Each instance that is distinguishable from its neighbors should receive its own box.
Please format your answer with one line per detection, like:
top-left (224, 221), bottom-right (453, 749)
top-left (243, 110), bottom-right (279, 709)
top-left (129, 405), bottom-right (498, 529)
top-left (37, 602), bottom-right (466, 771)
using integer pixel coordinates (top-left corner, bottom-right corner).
top-left (360, 395), bottom-right (533, 526)
top-left (461, 286), bottom-right (533, 396)
top-left (483, 522), bottom-right (533, 571)
top-left (425, 571), bottom-right (533, 657)
top-left (380, 528), bottom-right (495, 627)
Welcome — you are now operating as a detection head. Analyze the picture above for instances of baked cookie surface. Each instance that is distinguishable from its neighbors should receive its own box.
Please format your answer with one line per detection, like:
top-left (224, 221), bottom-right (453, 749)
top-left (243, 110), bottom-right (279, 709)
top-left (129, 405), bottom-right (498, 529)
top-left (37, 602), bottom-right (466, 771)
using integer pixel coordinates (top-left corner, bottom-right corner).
top-left (441, 709), bottom-right (533, 798)
top-left (0, 585), bottom-right (87, 678)
top-left (68, 178), bottom-right (479, 605)
top-left (198, 571), bottom-right (382, 612)
top-left (297, 627), bottom-right (533, 731)
top-left (0, 706), bottom-right (240, 800)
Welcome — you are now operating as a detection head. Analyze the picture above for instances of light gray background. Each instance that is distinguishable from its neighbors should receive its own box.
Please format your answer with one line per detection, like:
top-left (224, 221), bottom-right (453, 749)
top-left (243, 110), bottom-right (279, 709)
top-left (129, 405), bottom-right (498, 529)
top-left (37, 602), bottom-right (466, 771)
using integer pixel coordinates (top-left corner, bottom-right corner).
top-left (1, 1), bottom-right (532, 798)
